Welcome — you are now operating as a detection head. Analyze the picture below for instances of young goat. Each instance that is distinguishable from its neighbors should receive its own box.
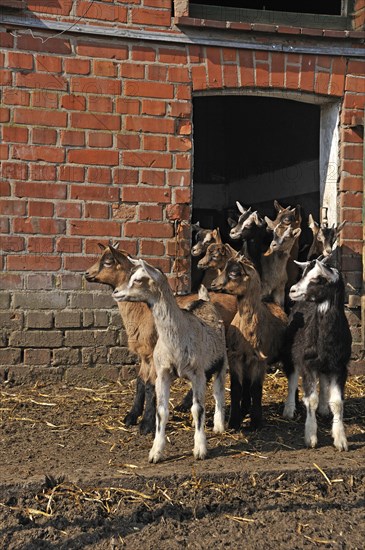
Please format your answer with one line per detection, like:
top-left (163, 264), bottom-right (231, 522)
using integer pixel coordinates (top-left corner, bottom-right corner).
top-left (211, 256), bottom-right (287, 430)
top-left (113, 259), bottom-right (228, 463)
top-left (191, 223), bottom-right (220, 257)
top-left (228, 202), bottom-right (269, 275)
top-left (260, 225), bottom-right (302, 308)
top-left (265, 201), bottom-right (302, 290)
top-left (197, 241), bottom-right (237, 283)
top-left (307, 214), bottom-right (346, 260)
top-left (85, 244), bottom-right (236, 433)
top-left (282, 257), bottom-right (352, 451)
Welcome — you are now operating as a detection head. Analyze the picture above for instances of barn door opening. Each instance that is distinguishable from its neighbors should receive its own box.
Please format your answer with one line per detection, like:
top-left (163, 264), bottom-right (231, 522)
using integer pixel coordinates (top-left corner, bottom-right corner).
top-left (191, 94), bottom-right (339, 289)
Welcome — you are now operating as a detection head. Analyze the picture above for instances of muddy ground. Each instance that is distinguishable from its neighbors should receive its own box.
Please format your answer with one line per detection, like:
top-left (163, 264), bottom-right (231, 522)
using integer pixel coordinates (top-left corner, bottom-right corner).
top-left (0, 371), bottom-right (364, 549)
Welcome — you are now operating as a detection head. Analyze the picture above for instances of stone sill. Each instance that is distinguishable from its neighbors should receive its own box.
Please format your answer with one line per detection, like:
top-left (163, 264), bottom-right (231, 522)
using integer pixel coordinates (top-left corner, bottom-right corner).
top-left (174, 16), bottom-right (365, 40)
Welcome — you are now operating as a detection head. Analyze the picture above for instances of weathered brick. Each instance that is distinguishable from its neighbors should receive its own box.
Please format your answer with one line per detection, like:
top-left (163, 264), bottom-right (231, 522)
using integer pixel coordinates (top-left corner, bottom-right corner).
top-left (26, 311), bottom-right (53, 329)
top-left (83, 311), bottom-right (94, 328)
top-left (0, 348), bottom-right (22, 365)
top-left (0, 312), bottom-right (23, 330)
top-left (24, 348), bottom-right (51, 366)
top-left (9, 330), bottom-right (63, 347)
top-left (93, 311), bottom-right (109, 327)
top-left (26, 273), bottom-right (54, 290)
top-left (55, 311), bottom-right (82, 328)
top-left (82, 347), bottom-right (108, 366)
top-left (53, 348), bottom-right (80, 366)
top-left (108, 347), bottom-right (137, 365)
top-left (64, 330), bottom-right (97, 347)
top-left (13, 291), bottom-right (67, 310)
top-left (0, 293), bottom-right (10, 309)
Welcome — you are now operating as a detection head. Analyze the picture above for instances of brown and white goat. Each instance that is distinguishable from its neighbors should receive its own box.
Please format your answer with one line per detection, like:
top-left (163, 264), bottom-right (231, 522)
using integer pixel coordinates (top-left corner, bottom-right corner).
top-left (85, 243), bottom-right (236, 432)
top-left (211, 256), bottom-right (287, 430)
top-left (265, 201), bottom-right (302, 289)
top-left (198, 241), bottom-right (237, 284)
top-left (191, 223), bottom-right (221, 257)
top-left (113, 259), bottom-right (228, 463)
top-left (307, 214), bottom-right (346, 260)
top-left (261, 225), bottom-right (302, 308)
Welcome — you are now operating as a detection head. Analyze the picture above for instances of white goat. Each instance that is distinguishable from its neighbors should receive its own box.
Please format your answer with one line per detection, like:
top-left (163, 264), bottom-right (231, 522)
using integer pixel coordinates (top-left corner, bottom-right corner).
top-left (113, 259), bottom-right (228, 463)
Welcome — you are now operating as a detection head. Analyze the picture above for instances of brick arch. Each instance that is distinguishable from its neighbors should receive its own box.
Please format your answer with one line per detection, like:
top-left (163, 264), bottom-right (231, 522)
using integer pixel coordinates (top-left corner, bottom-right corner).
top-left (189, 46), bottom-right (346, 98)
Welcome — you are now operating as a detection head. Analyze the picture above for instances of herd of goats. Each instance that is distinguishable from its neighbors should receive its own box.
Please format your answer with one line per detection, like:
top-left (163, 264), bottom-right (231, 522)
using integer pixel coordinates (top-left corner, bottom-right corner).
top-left (85, 200), bottom-right (352, 463)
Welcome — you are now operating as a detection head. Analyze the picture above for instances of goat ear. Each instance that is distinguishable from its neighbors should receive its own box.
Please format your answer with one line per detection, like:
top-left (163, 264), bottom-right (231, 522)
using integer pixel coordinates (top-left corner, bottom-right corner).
top-left (293, 228), bottom-right (302, 239)
top-left (191, 222), bottom-right (200, 232)
top-left (140, 260), bottom-right (164, 283)
top-left (308, 214), bottom-right (319, 231)
top-left (253, 212), bottom-right (265, 227)
top-left (336, 220), bottom-right (347, 234)
top-left (294, 205), bottom-right (301, 220)
top-left (236, 201), bottom-right (246, 214)
top-left (108, 239), bottom-right (119, 250)
top-left (98, 243), bottom-right (106, 251)
top-left (227, 217), bottom-right (237, 228)
top-left (315, 259), bottom-right (336, 281)
top-left (213, 228), bottom-right (222, 244)
top-left (109, 246), bottom-right (131, 267)
top-left (264, 216), bottom-right (275, 231)
top-left (274, 200), bottom-right (285, 212)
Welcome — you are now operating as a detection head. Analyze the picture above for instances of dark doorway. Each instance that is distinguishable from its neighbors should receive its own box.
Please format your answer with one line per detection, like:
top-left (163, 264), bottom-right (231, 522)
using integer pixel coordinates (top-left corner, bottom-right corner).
top-left (192, 95), bottom-right (320, 286)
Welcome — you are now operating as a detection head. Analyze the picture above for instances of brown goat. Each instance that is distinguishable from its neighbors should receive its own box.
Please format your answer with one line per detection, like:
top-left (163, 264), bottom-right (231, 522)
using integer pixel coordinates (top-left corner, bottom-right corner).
top-left (85, 243), bottom-right (237, 433)
top-left (265, 201), bottom-right (302, 291)
top-left (307, 214), bottom-right (346, 260)
top-left (197, 241), bottom-right (237, 282)
top-left (211, 255), bottom-right (287, 430)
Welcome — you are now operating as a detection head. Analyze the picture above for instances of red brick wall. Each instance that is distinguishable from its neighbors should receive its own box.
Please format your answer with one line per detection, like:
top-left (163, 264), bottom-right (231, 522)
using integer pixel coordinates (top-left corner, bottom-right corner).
top-left (0, 4), bottom-right (364, 373)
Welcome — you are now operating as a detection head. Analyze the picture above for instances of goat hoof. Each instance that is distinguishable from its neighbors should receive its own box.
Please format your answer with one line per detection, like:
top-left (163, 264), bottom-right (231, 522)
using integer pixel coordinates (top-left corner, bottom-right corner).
top-left (333, 431), bottom-right (348, 452)
top-left (283, 405), bottom-right (296, 420)
top-left (148, 449), bottom-right (163, 463)
top-left (193, 446), bottom-right (207, 460)
top-left (123, 412), bottom-right (139, 426)
top-left (305, 435), bottom-right (318, 448)
top-left (228, 419), bottom-right (242, 431)
top-left (139, 419), bottom-right (155, 435)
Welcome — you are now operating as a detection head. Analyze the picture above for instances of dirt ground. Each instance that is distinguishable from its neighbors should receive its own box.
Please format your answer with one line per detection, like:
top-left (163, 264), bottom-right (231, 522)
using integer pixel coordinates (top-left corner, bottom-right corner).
top-left (0, 371), bottom-right (364, 550)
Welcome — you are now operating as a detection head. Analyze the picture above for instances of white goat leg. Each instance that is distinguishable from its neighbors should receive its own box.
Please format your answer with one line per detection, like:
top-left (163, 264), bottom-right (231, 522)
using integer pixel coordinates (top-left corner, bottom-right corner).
top-left (191, 377), bottom-right (207, 459)
top-left (283, 369), bottom-right (299, 419)
top-left (303, 391), bottom-right (319, 448)
top-left (329, 382), bottom-right (348, 451)
top-left (212, 364), bottom-right (226, 433)
top-left (149, 369), bottom-right (171, 463)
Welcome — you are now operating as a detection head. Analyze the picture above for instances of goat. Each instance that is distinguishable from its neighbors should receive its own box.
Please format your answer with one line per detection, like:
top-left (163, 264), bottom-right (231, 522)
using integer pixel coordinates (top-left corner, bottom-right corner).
top-left (85, 243), bottom-right (157, 435)
top-left (265, 201), bottom-right (302, 290)
top-left (307, 214), bottom-right (346, 260)
top-left (282, 257), bottom-right (352, 451)
top-left (191, 223), bottom-right (220, 257)
top-left (228, 202), bottom-right (269, 275)
top-left (211, 255), bottom-right (287, 430)
top-left (85, 243), bottom-right (237, 432)
top-left (260, 225), bottom-right (302, 307)
top-left (197, 241), bottom-right (237, 282)
top-left (113, 259), bottom-right (228, 463)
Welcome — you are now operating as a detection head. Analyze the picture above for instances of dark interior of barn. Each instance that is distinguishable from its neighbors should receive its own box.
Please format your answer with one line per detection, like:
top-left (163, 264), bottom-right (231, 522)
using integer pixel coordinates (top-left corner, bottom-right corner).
top-left (189, 1), bottom-right (343, 16)
top-left (191, 95), bottom-right (321, 286)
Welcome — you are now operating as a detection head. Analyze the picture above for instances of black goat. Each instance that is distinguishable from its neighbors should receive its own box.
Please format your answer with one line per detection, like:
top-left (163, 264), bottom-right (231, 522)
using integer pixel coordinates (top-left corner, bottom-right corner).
top-left (282, 257), bottom-right (352, 451)
top-left (228, 202), bottom-right (269, 275)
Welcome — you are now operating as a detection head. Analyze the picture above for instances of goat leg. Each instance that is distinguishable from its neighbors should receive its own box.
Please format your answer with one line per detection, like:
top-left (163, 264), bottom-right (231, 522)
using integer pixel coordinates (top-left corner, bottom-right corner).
top-left (124, 376), bottom-right (145, 426)
top-left (139, 381), bottom-right (156, 435)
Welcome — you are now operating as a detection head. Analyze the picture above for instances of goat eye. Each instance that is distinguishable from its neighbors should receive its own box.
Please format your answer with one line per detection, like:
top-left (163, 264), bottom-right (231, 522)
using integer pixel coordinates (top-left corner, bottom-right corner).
top-left (103, 260), bottom-right (114, 267)
top-left (133, 279), bottom-right (143, 287)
